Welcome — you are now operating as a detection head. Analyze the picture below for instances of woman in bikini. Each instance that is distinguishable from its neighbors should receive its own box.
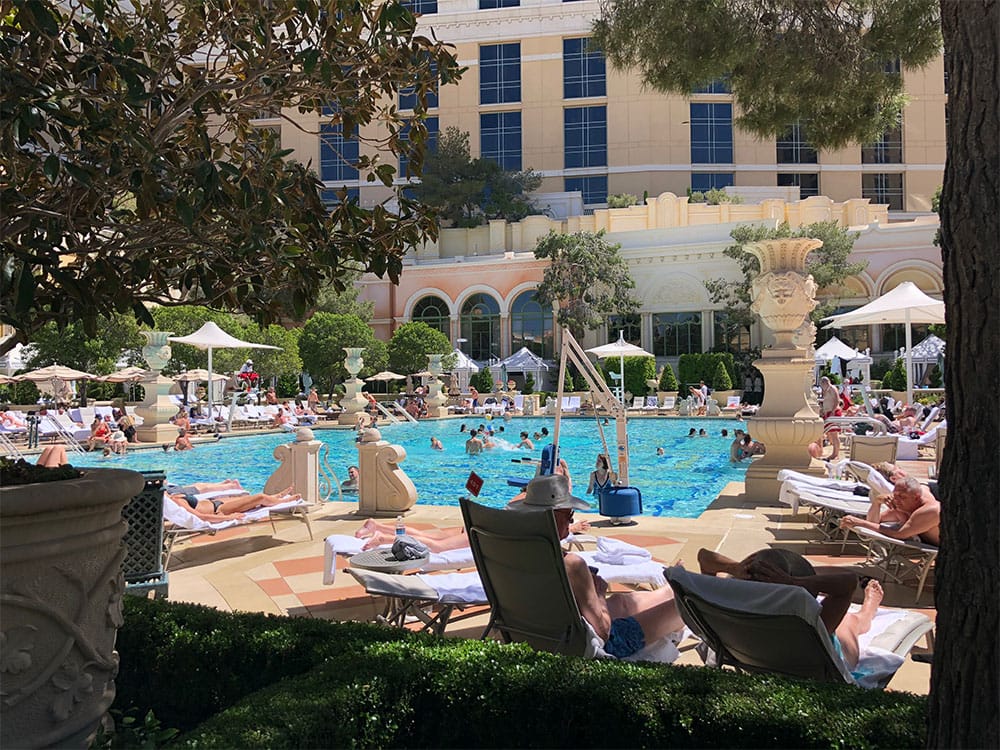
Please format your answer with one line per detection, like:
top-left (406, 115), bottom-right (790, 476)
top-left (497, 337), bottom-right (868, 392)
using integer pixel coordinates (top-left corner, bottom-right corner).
top-left (166, 486), bottom-right (301, 520)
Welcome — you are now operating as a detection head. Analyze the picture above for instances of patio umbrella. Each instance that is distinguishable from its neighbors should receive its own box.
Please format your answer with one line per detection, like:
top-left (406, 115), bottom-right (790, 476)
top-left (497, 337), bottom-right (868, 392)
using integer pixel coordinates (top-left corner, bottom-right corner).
top-left (15, 364), bottom-right (96, 382)
top-left (173, 369), bottom-right (230, 383)
top-left (168, 322), bottom-right (280, 418)
top-left (823, 281), bottom-right (945, 404)
top-left (98, 366), bottom-right (149, 383)
top-left (586, 332), bottom-right (654, 403)
top-left (365, 370), bottom-right (405, 395)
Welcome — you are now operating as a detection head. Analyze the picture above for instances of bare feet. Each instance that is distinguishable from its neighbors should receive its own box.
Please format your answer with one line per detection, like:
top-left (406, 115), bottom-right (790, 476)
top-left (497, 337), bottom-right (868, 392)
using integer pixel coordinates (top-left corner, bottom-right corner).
top-left (362, 531), bottom-right (393, 551)
top-left (355, 519), bottom-right (379, 539)
top-left (860, 579), bottom-right (884, 614)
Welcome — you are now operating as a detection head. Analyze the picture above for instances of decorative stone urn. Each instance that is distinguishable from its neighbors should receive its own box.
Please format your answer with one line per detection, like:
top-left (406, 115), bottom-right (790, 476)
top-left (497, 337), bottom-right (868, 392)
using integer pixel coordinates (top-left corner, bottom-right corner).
top-left (338, 347), bottom-right (369, 425)
top-left (423, 353), bottom-right (449, 417)
top-left (743, 238), bottom-right (826, 500)
top-left (135, 331), bottom-right (180, 444)
top-left (0, 469), bottom-right (146, 748)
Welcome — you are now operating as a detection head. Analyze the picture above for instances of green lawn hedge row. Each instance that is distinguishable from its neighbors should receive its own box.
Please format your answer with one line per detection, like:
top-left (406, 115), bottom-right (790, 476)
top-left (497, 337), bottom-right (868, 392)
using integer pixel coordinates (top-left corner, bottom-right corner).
top-left (117, 598), bottom-right (927, 749)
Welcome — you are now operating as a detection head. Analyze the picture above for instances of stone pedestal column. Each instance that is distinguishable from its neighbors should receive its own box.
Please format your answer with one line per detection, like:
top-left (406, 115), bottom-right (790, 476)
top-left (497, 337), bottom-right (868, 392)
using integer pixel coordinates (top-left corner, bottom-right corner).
top-left (338, 347), bottom-right (369, 425)
top-left (134, 331), bottom-right (179, 444)
top-left (424, 353), bottom-right (449, 418)
top-left (354, 429), bottom-right (417, 517)
top-left (264, 427), bottom-right (322, 504)
top-left (743, 239), bottom-right (826, 501)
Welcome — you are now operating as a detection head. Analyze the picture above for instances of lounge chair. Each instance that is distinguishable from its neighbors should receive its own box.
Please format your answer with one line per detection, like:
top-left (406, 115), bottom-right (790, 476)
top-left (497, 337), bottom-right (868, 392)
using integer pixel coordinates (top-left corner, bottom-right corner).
top-left (162, 493), bottom-right (312, 566)
top-left (642, 396), bottom-right (659, 412)
top-left (665, 566), bottom-right (934, 688)
top-left (928, 427), bottom-right (947, 480)
top-left (850, 526), bottom-right (938, 602)
top-left (722, 395), bottom-right (741, 412)
top-left (658, 395), bottom-right (676, 414)
top-left (849, 434), bottom-right (899, 464)
top-left (459, 497), bottom-right (682, 662)
top-left (776, 469), bottom-right (871, 541)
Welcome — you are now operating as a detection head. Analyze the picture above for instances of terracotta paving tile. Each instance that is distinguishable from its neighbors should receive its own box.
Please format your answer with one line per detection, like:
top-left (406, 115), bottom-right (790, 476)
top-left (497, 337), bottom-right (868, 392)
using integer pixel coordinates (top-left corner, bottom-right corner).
top-left (297, 584), bottom-right (368, 607)
top-left (273, 555), bottom-right (325, 577)
top-left (255, 577), bottom-right (294, 597)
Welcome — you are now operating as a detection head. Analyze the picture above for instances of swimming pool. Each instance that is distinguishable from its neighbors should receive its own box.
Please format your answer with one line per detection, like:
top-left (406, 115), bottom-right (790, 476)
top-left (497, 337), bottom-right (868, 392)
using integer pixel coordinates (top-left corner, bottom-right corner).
top-left (73, 417), bottom-right (747, 518)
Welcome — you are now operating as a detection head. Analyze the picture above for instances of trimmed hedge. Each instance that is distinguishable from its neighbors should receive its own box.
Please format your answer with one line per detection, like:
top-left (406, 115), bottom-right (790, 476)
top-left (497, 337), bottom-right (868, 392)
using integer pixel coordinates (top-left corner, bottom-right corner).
top-left (658, 362), bottom-right (679, 392)
top-left (116, 598), bottom-right (927, 749)
top-left (678, 353), bottom-right (737, 392)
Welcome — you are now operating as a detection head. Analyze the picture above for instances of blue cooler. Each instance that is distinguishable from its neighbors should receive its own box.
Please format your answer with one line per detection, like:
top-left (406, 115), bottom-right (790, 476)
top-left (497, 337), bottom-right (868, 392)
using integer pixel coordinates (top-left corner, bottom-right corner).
top-left (597, 486), bottom-right (643, 518)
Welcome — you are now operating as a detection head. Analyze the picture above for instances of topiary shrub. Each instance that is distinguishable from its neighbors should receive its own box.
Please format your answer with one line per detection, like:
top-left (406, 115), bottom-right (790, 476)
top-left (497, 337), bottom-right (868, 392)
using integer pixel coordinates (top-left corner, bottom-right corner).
top-left (562, 371), bottom-right (575, 392)
top-left (658, 362), bottom-right (679, 391)
top-left (711, 360), bottom-right (733, 391)
top-left (470, 366), bottom-right (493, 393)
top-left (523, 373), bottom-right (534, 394)
top-left (882, 358), bottom-right (906, 391)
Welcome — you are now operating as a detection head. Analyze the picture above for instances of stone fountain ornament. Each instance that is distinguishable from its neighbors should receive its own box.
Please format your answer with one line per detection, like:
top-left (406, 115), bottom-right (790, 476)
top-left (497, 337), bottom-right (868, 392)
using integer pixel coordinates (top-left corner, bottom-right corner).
top-left (134, 330), bottom-right (181, 444)
top-left (337, 347), bottom-right (370, 425)
top-left (743, 238), bottom-right (827, 500)
top-left (423, 353), bottom-right (450, 418)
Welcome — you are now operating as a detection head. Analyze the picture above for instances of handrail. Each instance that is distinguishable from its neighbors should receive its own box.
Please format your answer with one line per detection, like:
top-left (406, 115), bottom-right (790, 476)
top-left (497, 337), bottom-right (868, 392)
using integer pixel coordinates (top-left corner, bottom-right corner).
top-left (318, 443), bottom-right (338, 503)
top-left (372, 400), bottom-right (402, 424)
top-left (0, 432), bottom-right (25, 460)
top-left (391, 401), bottom-right (419, 423)
top-left (42, 416), bottom-right (85, 454)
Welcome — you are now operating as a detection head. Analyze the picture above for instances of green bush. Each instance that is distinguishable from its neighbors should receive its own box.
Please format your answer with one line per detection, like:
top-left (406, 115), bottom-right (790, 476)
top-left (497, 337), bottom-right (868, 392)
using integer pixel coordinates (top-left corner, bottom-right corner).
top-left (523, 373), bottom-right (535, 394)
top-left (470, 366), bottom-right (494, 393)
top-left (678, 353), bottom-right (736, 391)
top-left (881, 358), bottom-right (907, 391)
top-left (711, 360), bottom-right (733, 391)
top-left (115, 598), bottom-right (927, 749)
top-left (607, 192), bottom-right (639, 208)
top-left (561, 371), bottom-right (575, 392)
top-left (658, 362), bottom-right (679, 391)
top-left (602, 355), bottom-right (657, 397)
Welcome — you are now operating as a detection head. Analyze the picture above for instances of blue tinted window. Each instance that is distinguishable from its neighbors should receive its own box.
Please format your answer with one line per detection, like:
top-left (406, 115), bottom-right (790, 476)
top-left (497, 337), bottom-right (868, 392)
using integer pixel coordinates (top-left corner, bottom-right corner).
top-left (320, 187), bottom-right (359, 208)
top-left (563, 38), bottom-right (606, 99)
top-left (403, 0), bottom-right (437, 13)
top-left (565, 175), bottom-right (608, 206)
top-left (862, 123), bottom-right (903, 164)
top-left (480, 111), bottom-right (522, 170)
top-left (776, 122), bottom-right (818, 164)
top-left (319, 122), bottom-right (359, 183)
top-left (399, 117), bottom-right (439, 177)
top-left (777, 172), bottom-right (820, 198)
top-left (862, 173), bottom-right (904, 211)
top-left (692, 78), bottom-right (731, 94)
top-left (690, 173), bottom-right (734, 191)
top-left (480, 0), bottom-right (518, 7)
top-left (399, 61), bottom-right (439, 110)
top-left (690, 102), bottom-right (733, 163)
top-left (480, 43), bottom-right (521, 105)
top-left (564, 106), bottom-right (607, 168)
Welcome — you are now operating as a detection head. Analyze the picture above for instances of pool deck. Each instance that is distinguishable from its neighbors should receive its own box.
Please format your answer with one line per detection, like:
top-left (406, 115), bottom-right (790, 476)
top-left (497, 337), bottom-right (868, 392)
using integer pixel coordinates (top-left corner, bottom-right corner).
top-left (159, 454), bottom-right (938, 696)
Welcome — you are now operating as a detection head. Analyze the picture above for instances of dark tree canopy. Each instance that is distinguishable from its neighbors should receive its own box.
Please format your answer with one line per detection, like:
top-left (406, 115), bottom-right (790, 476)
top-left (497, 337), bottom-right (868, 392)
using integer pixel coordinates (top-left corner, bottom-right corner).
top-left (0, 0), bottom-right (461, 355)
top-left (594, 0), bottom-right (942, 148)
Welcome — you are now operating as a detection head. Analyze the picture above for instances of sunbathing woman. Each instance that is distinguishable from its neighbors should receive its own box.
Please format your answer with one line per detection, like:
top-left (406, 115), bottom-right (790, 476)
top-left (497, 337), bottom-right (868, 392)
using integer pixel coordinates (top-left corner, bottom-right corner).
top-left (166, 486), bottom-right (301, 521)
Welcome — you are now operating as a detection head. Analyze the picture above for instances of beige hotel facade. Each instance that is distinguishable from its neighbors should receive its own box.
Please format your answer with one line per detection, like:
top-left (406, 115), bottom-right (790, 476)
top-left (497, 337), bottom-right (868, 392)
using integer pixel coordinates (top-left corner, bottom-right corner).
top-left (267, 0), bottom-right (946, 372)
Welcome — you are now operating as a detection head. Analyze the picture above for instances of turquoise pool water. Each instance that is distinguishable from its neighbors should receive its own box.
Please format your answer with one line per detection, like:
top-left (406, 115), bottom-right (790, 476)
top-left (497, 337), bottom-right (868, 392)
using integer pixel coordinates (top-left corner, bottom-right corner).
top-left (73, 417), bottom-right (747, 518)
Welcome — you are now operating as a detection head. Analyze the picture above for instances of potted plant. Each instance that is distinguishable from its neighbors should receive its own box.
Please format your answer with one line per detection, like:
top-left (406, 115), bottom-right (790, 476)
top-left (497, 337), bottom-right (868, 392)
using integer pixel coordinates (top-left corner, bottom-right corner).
top-left (0, 458), bottom-right (145, 748)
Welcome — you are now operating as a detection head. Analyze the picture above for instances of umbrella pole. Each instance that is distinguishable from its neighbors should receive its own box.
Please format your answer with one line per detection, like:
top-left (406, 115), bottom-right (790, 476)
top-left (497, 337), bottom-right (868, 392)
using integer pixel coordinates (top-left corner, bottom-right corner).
top-left (904, 309), bottom-right (913, 405)
top-left (207, 347), bottom-right (214, 420)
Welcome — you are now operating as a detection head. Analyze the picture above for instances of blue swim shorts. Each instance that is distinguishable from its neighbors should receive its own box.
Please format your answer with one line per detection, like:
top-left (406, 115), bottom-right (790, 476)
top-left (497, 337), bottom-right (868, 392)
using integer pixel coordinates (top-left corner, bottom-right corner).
top-left (604, 616), bottom-right (646, 658)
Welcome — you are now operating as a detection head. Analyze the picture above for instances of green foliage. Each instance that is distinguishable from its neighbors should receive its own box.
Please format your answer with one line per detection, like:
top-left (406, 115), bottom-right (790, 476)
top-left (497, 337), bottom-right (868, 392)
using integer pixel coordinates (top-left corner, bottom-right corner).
top-left (881, 358), bottom-right (907, 391)
top-left (533, 231), bottom-right (639, 340)
top-left (704, 221), bottom-right (868, 331)
top-left (607, 193), bottom-right (639, 208)
top-left (387, 322), bottom-right (453, 375)
top-left (310, 270), bottom-right (374, 321)
top-left (469, 366), bottom-right (494, 393)
top-left (687, 187), bottom-right (743, 205)
top-left (410, 127), bottom-right (542, 227)
top-left (24, 314), bottom-right (145, 377)
top-left (593, 0), bottom-right (941, 150)
top-left (561, 371), bottom-right (575, 392)
top-left (298, 313), bottom-right (383, 392)
top-left (93, 708), bottom-right (179, 750)
top-left (0, 380), bottom-right (39, 405)
top-left (927, 364), bottom-right (942, 388)
top-left (658, 362), bottom-right (679, 391)
top-left (602, 356), bottom-right (657, 397)
top-left (115, 597), bottom-right (928, 749)
top-left (678, 353), bottom-right (736, 390)
top-left (523, 373), bottom-right (535, 394)
top-left (711, 359), bottom-right (733, 391)
top-left (0, 0), bottom-right (461, 355)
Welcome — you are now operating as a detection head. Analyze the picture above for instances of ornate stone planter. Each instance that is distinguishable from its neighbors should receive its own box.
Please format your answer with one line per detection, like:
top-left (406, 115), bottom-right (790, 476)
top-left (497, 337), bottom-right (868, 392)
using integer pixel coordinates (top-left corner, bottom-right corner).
top-left (0, 468), bottom-right (146, 748)
top-left (338, 347), bottom-right (370, 425)
top-left (135, 330), bottom-right (178, 444)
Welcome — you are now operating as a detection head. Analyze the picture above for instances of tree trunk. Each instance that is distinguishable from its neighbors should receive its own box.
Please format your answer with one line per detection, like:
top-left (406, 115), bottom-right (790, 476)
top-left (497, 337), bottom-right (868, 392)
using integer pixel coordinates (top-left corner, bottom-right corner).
top-left (929, 2), bottom-right (999, 747)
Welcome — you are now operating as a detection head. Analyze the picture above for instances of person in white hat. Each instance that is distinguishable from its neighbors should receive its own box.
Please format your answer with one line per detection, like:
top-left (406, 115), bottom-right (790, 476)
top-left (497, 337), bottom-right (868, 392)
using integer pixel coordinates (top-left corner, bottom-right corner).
top-left (509, 473), bottom-right (684, 659)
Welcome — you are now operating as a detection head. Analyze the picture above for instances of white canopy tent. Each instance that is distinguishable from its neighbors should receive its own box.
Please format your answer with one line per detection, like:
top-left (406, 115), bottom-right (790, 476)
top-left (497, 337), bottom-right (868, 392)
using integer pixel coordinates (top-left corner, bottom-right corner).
top-left (586, 332), bottom-right (655, 403)
top-left (497, 347), bottom-right (551, 390)
top-left (169, 322), bottom-right (280, 418)
top-left (908, 334), bottom-right (946, 385)
top-left (823, 282), bottom-right (944, 404)
top-left (813, 336), bottom-right (873, 383)
top-left (444, 347), bottom-right (480, 393)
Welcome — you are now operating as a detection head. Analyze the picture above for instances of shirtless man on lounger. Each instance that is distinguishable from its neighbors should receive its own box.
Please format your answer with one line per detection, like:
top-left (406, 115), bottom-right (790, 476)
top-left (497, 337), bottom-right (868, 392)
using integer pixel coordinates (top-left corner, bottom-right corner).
top-left (166, 485), bottom-right (300, 521)
top-left (840, 475), bottom-right (940, 545)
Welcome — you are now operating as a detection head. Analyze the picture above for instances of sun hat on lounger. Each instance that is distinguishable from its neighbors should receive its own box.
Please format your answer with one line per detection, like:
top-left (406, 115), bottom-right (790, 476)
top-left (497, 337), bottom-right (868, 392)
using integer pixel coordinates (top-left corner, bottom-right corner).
top-left (505, 473), bottom-right (590, 512)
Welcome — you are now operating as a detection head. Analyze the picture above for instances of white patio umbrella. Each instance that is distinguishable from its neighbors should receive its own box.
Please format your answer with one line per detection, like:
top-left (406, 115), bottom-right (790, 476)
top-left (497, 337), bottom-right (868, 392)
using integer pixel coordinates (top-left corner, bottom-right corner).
top-left (168, 322), bottom-right (280, 418)
top-left (823, 281), bottom-right (945, 404)
top-left (98, 366), bottom-right (149, 383)
top-left (15, 364), bottom-right (96, 382)
top-left (173, 369), bottom-right (230, 383)
top-left (586, 332), bottom-right (655, 403)
top-left (365, 370), bottom-right (405, 394)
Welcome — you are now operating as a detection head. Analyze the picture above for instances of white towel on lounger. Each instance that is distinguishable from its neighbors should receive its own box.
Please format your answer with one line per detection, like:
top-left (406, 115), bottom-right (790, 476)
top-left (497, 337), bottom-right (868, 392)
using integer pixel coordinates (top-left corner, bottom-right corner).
top-left (593, 537), bottom-right (652, 566)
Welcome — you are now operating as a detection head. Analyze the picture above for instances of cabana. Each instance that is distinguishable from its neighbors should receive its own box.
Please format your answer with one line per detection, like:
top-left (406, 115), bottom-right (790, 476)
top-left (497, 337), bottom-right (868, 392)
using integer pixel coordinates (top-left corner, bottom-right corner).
top-left (497, 347), bottom-right (551, 391)
top-left (445, 347), bottom-right (480, 394)
top-left (907, 334), bottom-right (946, 386)
top-left (814, 336), bottom-right (872, 384)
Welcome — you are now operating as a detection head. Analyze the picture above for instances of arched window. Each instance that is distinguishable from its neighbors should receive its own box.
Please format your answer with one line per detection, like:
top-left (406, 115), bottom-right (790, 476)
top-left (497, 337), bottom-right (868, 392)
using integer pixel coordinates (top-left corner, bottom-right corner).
top-left (510, 290), bottom-right (553, 359)
top-left (607, 314), bottom-right (641, 346)
top-left (411, 295), bottom-right (450, 337)
top-left (652, 312), bottom-right (702, 356)
top-left (460, 293), bottom-right (501, 362)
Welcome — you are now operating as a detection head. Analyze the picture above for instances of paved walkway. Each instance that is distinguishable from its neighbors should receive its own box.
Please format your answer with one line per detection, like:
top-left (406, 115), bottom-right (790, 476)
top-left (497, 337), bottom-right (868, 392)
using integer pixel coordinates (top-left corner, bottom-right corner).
top-left (161, 456), bottom-right (937, 695)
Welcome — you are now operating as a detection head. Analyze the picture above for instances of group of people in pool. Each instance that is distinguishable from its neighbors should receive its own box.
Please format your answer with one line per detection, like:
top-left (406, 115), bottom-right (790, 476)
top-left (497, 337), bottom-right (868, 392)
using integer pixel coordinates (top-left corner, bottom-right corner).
top-left (648, 427), bottom-right (765, 463)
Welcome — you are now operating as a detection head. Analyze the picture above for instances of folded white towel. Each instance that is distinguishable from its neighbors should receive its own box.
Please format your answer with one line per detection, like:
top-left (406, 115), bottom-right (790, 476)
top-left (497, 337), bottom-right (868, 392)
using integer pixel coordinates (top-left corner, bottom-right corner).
top-left (415, 571), bottom-right (487, 604)
top-left (593, 536), bottom-right (651, 566)
top-left (577, 551), bottom-right (666, 588)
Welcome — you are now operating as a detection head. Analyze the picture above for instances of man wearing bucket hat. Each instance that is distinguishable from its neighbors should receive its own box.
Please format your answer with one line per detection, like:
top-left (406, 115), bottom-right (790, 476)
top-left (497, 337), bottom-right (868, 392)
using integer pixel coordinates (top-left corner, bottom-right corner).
top-left (506, 474), bottom-right (685, 660)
